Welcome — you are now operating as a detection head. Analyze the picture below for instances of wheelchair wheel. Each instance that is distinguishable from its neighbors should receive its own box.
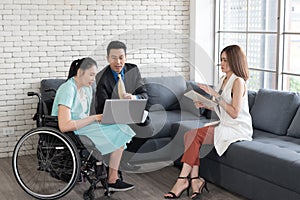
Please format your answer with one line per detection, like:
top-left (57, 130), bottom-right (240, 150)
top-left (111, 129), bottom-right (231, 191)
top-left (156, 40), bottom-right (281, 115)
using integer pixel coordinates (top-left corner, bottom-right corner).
top-left (12, 127), bottom-right (81, 200)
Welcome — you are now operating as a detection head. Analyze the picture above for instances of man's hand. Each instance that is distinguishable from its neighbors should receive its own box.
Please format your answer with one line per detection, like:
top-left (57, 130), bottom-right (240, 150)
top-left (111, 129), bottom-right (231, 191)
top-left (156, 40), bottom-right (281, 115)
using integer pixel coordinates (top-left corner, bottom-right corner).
top-left (122, 93), bottom-right (137, 99)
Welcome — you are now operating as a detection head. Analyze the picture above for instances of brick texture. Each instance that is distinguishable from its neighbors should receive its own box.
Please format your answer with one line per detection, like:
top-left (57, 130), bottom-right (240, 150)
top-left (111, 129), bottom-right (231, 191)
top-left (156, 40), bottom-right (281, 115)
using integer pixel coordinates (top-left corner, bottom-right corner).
top-left (0, 0), bottom-right (190, 157)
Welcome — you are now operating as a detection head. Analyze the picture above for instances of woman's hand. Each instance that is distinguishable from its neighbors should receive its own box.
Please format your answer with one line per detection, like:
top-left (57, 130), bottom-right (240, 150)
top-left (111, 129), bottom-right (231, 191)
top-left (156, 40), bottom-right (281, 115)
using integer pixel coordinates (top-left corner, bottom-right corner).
top-left (197, 83), bottom-right (218, 97)
top-left (58, 105), bottom-right (103, 132)
top-left (194, 101), bottom-right (206, 109)
top-left (95, 114), bottom-right (103, 122)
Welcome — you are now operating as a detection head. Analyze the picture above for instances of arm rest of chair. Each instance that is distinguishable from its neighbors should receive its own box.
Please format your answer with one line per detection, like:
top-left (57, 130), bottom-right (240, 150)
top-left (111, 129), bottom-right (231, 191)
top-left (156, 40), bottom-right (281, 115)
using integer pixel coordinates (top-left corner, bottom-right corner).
top-left (43, 115), bottom-right (59, 128)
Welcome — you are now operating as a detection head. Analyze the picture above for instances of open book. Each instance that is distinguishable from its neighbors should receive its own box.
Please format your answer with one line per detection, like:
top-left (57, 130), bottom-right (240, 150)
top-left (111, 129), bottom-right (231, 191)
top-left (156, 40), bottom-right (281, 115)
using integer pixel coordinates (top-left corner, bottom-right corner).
top-left (184, 90), bottom-right (218, 107)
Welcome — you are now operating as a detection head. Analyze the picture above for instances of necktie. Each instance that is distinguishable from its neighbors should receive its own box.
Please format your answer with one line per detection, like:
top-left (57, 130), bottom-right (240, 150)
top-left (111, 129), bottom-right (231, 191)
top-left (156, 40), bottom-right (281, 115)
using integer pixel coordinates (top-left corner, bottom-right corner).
top-left (117, 73), bottom-right (126, 99)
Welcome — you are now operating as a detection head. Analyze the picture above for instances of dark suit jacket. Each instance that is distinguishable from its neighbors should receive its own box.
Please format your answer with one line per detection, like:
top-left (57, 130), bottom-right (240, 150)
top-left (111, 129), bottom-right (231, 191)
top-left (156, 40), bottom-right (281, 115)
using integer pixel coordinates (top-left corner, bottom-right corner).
top-left (95, 63), bottom-right (148, 114)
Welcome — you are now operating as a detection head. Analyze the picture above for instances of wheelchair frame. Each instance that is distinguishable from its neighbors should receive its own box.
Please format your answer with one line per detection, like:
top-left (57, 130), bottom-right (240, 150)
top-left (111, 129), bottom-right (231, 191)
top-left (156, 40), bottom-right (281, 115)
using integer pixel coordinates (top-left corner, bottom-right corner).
top-left (12, 91), bottom-right (115, 200)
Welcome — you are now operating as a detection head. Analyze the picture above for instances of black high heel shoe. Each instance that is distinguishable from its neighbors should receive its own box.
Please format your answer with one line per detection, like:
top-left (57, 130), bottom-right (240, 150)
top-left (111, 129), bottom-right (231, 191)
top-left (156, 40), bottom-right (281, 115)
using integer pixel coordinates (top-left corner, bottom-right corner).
top-left (190, 177), bottom-right (209, 200)
top-left (164, 176), bottom-right (190, 199)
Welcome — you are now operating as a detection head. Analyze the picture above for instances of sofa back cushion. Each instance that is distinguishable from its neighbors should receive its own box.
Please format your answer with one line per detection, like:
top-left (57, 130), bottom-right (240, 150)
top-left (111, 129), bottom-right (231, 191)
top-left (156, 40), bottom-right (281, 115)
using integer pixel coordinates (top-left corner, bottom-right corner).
top-left (287, 105), bottom-right (300, 138)
top-left (179, 95), bottom-right (201, 117)
top-left (144, 76), bottom-right (187, 111)
top-left (250, 89), bottom-right (300, 135)
top-left (248, 90), bottom-right (257, 110)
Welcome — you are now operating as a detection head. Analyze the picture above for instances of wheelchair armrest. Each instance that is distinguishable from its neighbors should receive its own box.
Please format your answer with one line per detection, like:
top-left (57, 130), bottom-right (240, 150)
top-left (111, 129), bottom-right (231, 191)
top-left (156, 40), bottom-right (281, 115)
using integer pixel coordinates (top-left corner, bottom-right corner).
top-left (43, 115), bottom-right (59, 128)
top-left (43, 115), bottom-right (58, 120)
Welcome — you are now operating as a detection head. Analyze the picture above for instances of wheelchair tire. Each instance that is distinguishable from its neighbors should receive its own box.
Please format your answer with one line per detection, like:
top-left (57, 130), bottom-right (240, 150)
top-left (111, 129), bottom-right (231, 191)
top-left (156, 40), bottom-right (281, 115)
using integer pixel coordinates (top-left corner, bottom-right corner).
top-left (12, 127), bottom-right (81, 200)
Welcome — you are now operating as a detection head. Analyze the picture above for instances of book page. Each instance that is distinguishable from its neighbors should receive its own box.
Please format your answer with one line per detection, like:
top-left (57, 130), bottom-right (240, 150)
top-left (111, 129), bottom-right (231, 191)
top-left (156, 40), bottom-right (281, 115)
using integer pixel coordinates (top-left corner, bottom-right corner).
top-left (184, 90), bottom-right (218, 107)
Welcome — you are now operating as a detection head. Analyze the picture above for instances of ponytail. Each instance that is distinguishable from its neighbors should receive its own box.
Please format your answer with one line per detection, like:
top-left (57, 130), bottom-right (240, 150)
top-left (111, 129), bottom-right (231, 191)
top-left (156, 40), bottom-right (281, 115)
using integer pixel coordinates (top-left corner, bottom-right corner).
top-left (67, 57), bottom-right (97, 80)
top-left (67, 58), bottom-right (84, 80)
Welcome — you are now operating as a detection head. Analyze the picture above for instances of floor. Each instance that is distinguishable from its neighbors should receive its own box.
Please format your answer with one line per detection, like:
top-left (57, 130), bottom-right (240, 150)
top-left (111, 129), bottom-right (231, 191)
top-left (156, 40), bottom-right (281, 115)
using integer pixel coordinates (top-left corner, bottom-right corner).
top-left (1, 157), bottom-right (246, 200)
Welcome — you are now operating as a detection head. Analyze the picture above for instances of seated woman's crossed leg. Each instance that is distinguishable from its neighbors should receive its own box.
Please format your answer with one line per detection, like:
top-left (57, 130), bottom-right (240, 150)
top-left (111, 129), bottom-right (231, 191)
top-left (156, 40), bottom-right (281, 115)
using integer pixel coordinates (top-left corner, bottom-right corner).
top-left (164, 125), bottom-right (214, 199)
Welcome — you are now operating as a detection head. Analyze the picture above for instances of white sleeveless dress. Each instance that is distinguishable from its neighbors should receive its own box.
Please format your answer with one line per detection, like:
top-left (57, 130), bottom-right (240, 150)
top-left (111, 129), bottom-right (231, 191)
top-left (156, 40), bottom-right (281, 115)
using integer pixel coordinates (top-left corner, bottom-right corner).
top-left (213, 73), bottom-right (253, 156)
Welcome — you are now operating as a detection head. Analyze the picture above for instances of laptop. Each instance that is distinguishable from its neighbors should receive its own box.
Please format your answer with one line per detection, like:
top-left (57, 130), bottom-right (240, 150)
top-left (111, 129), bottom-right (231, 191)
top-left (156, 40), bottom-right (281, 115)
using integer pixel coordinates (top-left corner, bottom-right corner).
top-left (101, 99), bottom-right (148, 124)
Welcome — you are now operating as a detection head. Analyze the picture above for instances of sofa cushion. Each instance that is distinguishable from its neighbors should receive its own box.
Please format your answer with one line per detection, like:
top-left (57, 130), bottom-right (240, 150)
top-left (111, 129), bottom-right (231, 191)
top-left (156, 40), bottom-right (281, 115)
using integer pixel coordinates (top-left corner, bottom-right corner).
top-left (179, 95), bottom-right (201, 117)
top-left (144, 76), bottom-right (187, 111)
top-left (148, 110), bottom-right (179, 139)
top-left (204, 129), bottom-right (300, 195)
top-left (149, 110), bottom-right (200, 139)
top-left (287, 105), bottom-right (300, 138)
top-left (250, 89), bottom-right (300, 135)
top-left (247, 90), bottom-right (256, 110)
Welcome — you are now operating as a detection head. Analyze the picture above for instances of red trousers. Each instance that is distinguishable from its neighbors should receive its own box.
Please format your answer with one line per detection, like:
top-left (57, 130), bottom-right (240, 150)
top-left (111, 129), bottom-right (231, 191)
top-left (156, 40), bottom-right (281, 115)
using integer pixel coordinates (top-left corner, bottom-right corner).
top-left (181, 126), bottom-right (215, 167)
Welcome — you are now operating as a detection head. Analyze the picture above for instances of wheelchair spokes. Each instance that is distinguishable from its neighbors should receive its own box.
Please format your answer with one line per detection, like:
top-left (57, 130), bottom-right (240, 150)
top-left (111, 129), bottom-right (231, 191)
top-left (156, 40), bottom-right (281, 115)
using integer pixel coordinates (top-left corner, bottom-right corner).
top-left (12, 128), bottom-right (81, 200)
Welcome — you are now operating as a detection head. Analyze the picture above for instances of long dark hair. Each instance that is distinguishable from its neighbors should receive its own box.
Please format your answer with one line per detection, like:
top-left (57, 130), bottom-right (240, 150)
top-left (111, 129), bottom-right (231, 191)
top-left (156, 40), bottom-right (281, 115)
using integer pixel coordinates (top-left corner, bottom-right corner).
top-left (67, 57), bottom-right (97, 80)
top-left (221, 45), bottom-right (249, 81)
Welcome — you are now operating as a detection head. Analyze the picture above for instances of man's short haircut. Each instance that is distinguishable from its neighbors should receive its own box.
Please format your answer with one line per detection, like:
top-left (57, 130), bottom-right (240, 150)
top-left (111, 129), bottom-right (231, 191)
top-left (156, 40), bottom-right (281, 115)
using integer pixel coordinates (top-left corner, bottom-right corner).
top-left (107, 40), bottom-right (127, 55)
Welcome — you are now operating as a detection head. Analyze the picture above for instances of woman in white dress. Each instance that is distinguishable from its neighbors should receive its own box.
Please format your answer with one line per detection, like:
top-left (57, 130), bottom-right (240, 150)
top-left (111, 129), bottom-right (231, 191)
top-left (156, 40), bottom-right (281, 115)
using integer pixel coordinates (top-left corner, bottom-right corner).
top-left (164, 45), bottom-right (253, 199)
top-left (52, 57), bottom-right (136, 192)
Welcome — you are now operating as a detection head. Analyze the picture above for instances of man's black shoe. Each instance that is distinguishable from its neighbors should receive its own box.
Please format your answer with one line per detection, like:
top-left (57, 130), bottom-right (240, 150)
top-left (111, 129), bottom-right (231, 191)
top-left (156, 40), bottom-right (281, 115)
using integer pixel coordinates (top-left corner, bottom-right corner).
top-left (120, 161), bottom-right (141, 171)
top-left (108, 179), bottom-right (135, 192)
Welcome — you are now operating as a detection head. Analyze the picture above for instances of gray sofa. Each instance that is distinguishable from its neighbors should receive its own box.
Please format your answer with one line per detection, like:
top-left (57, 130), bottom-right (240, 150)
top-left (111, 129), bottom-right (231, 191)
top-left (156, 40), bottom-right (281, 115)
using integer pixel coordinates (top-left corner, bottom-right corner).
top-left (41, 76), bottom-right (300, 199)
top-left (128, 76), bottom-right (213, 163)
top-left (131, 77), bottom-right (300, 200)
top-left (40, 76), bottom-right (211, 164)
top-left (198, 89), bottom-right (300, 200)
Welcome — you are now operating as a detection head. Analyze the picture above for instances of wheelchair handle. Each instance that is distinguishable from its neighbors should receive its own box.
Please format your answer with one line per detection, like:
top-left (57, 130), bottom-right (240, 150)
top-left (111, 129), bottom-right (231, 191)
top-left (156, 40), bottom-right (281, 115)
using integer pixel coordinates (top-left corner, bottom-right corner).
top-left (27, 92), bottom-right (42, 103)
top-left (27, 91), bottom-right (43, 127)
top-left (27, 92), bottom-right (38, 96)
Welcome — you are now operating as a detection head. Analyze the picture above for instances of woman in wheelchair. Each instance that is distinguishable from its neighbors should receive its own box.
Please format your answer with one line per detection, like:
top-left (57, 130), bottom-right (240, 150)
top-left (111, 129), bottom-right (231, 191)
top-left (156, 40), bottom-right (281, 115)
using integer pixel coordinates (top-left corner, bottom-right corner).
top-left (51, 57), bottom-right (136, 192)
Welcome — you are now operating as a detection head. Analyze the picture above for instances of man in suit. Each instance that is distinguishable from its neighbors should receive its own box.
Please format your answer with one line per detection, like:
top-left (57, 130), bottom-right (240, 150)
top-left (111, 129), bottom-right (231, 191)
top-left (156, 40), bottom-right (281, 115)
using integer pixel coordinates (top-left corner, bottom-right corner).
top-left (95, 40), bottom-right (148, 171)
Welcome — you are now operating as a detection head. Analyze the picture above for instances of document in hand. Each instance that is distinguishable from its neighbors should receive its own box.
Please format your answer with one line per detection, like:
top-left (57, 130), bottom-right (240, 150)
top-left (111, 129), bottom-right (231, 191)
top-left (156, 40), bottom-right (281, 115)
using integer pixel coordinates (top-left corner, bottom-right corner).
top-left (184, 90), bottom-right (218, 107)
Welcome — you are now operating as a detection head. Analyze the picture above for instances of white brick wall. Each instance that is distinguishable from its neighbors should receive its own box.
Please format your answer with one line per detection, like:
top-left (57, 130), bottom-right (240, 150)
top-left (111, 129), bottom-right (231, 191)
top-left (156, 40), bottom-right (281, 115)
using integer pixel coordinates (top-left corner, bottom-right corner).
top-left (0, 0), bottom-right (190, 158)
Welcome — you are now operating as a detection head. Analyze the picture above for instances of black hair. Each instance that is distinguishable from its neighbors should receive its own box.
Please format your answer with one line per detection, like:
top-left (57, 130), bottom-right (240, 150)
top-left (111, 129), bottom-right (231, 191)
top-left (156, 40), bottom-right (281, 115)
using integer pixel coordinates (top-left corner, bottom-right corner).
top-left (67, 57), bottom-right (97, 80)
top-left (106, 40), bottom-right (127, 55)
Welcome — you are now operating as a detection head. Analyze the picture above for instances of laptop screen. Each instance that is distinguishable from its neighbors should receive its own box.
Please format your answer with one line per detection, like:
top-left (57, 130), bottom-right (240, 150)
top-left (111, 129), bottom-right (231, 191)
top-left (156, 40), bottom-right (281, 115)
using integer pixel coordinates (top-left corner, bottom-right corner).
top-left (101, 99), bottom-right (147, 124)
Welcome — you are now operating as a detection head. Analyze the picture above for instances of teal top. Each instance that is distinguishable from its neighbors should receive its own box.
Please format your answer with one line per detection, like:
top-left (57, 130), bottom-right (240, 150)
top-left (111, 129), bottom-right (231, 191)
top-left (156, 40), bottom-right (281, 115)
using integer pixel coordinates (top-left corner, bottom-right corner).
top-left (51, 77), bottom-right (135, 155)
top-left (51, 77), bottom-right (92, 120)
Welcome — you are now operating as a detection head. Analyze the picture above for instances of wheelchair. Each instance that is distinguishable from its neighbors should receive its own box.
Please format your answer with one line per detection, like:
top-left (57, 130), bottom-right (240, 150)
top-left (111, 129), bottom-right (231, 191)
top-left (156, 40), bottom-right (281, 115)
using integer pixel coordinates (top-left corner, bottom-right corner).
top-left (12, 84), bottom-right (121, 200)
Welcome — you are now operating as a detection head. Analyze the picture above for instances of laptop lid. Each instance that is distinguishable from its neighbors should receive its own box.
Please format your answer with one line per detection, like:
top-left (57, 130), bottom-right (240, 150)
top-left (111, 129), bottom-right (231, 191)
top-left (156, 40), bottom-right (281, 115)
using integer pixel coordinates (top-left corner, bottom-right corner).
top-left (101, 99), bottom-right (147, 124)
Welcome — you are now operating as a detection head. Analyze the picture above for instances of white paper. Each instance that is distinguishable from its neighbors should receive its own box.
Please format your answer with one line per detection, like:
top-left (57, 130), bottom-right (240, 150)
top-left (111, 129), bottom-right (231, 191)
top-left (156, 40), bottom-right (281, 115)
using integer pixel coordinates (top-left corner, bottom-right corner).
top-left (204, 120), bottom-right (220, 127)
top-left (184, 90), bottom-right (218, 107)
top-left (141, 110), bottom-right (149, 123)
